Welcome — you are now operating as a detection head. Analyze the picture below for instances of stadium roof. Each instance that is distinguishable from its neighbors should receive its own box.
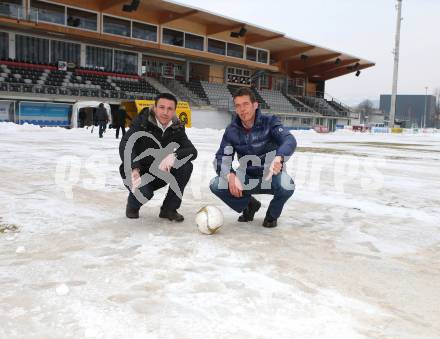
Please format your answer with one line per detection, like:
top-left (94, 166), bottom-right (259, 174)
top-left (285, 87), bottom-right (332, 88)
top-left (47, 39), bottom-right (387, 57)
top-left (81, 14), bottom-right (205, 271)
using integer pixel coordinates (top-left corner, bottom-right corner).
top-left (138, 0), bottom-right (375, 80)
top-left (0, 0), bottom-right (375, 80)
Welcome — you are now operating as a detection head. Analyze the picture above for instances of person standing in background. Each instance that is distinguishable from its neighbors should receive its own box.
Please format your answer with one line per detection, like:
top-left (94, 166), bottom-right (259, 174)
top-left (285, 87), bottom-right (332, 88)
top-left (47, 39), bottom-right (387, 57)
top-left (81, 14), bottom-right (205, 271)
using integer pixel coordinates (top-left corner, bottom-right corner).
top-left (115, 104), bottom-right (127, 139)
top-left (96, 103), bottom-right (108, 138)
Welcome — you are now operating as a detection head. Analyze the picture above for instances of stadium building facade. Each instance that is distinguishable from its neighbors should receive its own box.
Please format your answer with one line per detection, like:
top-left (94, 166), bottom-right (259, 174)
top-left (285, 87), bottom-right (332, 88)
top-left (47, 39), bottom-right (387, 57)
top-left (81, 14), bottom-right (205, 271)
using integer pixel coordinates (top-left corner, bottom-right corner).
top-left (0, 0), bottom-right (374, 130)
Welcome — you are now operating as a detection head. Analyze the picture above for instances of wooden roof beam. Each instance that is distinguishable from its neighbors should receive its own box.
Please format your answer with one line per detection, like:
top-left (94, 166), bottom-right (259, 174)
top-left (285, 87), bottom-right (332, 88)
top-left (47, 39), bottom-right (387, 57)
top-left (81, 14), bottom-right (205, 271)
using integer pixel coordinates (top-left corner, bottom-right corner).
top-left (288, 53), bottom-right (341, 72)
top-left (245, 34), bottom-right (284, 45)
top-left (272, 46), bottom-right (316, 61)
top-left (158, 10), bottom-right (199, 25)
top-left (100, 0), bottom-right (127, 11)
top-left (207, 24), bottom-right (243, 36)
top-left (304, 58), bottom-right (360, 75)
top-left (314, 63), bottom-right (375, 81)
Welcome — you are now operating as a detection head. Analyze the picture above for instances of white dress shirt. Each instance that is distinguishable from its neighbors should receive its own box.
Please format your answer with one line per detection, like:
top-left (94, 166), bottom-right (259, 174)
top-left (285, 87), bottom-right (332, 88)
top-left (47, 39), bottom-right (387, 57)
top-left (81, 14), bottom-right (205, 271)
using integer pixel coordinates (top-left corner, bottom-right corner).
top-left (155, 117), bottom-right (172, 132)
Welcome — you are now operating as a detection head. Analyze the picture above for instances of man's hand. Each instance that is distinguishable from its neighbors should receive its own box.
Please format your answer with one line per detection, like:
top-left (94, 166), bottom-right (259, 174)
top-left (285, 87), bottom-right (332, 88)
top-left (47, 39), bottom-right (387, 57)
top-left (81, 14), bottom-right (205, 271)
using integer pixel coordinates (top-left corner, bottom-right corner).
top-left (131, 168), bottom-right (141, 191)
top-left (265, 156), bottom-right (283, 180)
top-left (227, 172), bottom-right (243, 198)
top-left (159, 153), bottom-right (176, 172)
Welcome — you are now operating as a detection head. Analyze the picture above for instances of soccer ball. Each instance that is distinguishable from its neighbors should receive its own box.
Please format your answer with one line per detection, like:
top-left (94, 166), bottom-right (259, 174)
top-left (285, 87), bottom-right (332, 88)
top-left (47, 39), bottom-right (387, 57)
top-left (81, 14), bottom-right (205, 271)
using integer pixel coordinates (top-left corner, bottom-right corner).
top-left (195, 205), bottom-right (223, 235)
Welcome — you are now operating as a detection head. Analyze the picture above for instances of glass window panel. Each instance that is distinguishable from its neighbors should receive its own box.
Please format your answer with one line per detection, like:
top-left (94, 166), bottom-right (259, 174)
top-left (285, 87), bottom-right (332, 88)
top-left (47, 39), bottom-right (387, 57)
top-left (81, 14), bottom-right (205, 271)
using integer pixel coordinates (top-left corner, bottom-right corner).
top-left (103, 15), bottom-right (130, 37)
top-left (227, 43), bottom-right (243, 59)
top-left (114, 50), bottom-right (138, 74)
top-left (50, 40), bottom-right (80, 65)
top-left (258, 49), bottom-right (268, 64)
top-left (15, 34), bottom-right (49, 63)
top-left (30, 0), bottom-right (65, 25)
top-left (246, 47), bottom-right (257, 62)
top-left (132, 21), bottom-right (157, 42)
top-left (301, 118), bottom-right (312, 125)
top-left (0, 32), bottom-right (8, 59)
top-left (162, 28), bottom-right (183, 47)
top-left (185, 33), bottom-right (204, 51)
top-left (208, 38), bottom-right (225, 55)
top-left (86, 45), bottom-right (113, 71)
top-left (0, 0), bottom-right (23, 19)
top-left (67, 8), bottom-right (97, 31)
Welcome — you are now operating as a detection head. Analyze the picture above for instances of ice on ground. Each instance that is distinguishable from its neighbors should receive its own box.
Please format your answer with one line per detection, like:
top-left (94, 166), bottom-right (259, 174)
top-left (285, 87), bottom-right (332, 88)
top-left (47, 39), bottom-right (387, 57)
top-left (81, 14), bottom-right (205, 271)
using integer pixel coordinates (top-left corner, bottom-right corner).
top-left (0, 122), bottom-right (439, 338)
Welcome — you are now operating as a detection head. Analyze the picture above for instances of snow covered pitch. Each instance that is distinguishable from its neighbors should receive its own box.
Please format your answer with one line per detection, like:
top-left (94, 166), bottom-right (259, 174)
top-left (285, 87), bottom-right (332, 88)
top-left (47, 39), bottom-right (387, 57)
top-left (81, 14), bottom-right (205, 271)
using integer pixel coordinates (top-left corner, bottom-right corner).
top-left (0, 123), bottom-right (439, 338)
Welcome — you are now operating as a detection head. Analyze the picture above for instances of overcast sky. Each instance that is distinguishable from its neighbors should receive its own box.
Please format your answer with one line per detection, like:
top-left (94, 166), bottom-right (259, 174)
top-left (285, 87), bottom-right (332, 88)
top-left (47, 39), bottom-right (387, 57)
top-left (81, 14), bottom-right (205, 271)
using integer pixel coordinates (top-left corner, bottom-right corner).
top-left (175, 0), bottom-right (440, 106)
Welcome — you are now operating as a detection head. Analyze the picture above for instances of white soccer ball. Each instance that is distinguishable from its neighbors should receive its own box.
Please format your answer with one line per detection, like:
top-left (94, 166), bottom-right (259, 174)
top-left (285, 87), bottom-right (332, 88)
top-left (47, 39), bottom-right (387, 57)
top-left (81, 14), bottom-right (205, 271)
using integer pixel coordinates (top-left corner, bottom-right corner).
top-left (195, 205), bottom-right (223, 235)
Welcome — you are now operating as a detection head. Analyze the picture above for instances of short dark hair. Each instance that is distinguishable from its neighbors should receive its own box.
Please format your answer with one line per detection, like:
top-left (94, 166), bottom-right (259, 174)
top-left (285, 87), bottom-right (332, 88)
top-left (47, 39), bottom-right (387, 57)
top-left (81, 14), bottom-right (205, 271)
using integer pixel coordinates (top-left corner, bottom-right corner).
top-left (154, 92), bottom-right (178, 108)
top-left (233, 87), bottom-right (256, 103)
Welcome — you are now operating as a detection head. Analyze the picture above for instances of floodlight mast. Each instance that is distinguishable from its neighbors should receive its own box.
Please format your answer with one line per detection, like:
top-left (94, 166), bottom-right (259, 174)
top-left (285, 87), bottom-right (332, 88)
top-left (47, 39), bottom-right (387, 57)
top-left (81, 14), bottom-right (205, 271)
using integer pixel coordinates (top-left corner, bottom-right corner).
top-left (389, 0), bottom-right (403, 128)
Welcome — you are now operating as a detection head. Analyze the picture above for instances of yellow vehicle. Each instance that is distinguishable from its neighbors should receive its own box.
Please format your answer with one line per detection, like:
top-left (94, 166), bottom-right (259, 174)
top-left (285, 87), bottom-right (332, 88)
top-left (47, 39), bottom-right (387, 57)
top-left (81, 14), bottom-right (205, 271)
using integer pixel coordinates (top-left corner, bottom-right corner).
top-left (122, 100), bottom-right (192, 128)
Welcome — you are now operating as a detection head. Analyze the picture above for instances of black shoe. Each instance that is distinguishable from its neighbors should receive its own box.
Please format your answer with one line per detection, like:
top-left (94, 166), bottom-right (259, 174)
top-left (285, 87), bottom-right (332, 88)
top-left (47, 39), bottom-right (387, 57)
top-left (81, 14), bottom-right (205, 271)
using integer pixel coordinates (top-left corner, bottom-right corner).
top-left (126, 204), bottom-right (139, 219)
top-left (238, 196), bottom-right (261, 222)
top-left (262, 211), bottom-right (278, 228)
top-left (159, 208), bottom-right (184, 222)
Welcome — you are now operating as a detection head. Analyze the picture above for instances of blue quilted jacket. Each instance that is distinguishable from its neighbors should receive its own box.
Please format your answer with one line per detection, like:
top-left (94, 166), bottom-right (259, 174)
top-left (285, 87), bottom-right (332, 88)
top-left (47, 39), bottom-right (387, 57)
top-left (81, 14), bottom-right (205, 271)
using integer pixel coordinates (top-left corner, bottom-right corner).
top-left (214, 109), bottom-right (297, 177)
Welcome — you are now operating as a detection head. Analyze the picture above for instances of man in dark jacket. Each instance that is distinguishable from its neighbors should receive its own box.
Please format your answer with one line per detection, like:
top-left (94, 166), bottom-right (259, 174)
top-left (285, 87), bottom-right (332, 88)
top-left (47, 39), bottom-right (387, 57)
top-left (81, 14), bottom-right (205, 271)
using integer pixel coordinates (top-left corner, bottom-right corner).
top-left (119, 93), bottom-right (197, 221)
top-left (210, 87), bottom-right (297, 228)
top-left (114, 104), bottom-right (127, 139)
top-left (96, 103), bottom-right (108, 138)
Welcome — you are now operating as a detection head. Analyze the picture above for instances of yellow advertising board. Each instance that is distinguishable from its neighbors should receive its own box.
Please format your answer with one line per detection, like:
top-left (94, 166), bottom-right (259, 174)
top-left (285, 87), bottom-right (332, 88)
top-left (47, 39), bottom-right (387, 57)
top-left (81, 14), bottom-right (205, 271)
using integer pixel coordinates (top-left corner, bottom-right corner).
top-left (122, 100), bottom-right (191, 128)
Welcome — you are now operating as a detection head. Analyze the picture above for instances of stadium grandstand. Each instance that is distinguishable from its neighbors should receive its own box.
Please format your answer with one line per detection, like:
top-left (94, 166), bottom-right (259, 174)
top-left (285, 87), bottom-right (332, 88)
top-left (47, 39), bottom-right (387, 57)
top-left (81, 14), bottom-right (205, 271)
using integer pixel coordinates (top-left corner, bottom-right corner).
top-left (0, 0), bottom-right (374, 130)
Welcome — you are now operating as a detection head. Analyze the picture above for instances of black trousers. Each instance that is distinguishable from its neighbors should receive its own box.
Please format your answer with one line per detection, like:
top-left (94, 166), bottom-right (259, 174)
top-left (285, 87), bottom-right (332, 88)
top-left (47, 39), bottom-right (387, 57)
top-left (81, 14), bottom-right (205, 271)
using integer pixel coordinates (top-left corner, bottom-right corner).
top-left (125, 162), bottom-right (193, 211)
top-left (98, 121), bottom-right (106, 138)
top-left (115, 125), bottom-right (126, 139)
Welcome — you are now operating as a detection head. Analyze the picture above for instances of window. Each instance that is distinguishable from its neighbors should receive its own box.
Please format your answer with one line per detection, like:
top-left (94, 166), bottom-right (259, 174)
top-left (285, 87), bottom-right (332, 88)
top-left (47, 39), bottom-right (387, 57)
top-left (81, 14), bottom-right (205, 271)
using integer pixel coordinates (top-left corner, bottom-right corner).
top-left (15, 35), bottom-right (49, 63)
top-left (226, 66), bottom-right (251, 85)
top-left (0, 0), bottom-right (23, 19)
top-left (114, 50), bottom-right (138, 74)
top-left (50, 40), bottom-right (80, 65)
top-left (301, 118), bottom-right (312, 125)
top-left (0, 32), bottom-right (8, 59)
top-left (288, 77), bottom-right (305, 96)
top-left (103, 15), bottom-right (130, 37)
top-left (132, 21), bottom-right (157, 42)
top-left (208, 39), bottom-right (225, 55)
top-left (246, 47), bottom-right (257, 62)
top-left (227, 43), bottom-right (244, 59)
top-left (162, 28), bottom-right (184, 47)
top-left (258, 49), bottom-right (268, 64)
top-left (260, 74), bottom-right (269, 88)
top-left (30, 0), bottom-right (65, 25)
top-left (185, 33), bottom-right (204, 51)
top-left (86, 46), bottom-right (112, 71)
top-left (67, 8), bottom-right (97, 31)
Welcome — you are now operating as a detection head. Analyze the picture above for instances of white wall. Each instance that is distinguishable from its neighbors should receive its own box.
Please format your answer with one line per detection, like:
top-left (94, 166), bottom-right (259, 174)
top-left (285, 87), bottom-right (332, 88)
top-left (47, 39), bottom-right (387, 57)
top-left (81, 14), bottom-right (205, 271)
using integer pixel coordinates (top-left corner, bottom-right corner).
top-left (191, 109), bottom-right (232, 129)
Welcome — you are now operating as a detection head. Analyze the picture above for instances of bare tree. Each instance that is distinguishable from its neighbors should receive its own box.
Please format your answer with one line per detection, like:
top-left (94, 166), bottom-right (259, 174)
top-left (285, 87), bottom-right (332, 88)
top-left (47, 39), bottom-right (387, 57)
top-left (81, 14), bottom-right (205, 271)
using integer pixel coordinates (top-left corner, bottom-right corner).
top-left (357, 99), bottom-right (375, 124)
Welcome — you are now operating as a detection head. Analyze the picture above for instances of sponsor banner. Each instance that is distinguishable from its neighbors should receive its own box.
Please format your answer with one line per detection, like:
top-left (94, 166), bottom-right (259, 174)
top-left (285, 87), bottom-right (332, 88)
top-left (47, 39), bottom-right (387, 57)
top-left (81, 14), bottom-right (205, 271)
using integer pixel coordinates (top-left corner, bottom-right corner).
top-left (19, 101), bottom-right (71, 126)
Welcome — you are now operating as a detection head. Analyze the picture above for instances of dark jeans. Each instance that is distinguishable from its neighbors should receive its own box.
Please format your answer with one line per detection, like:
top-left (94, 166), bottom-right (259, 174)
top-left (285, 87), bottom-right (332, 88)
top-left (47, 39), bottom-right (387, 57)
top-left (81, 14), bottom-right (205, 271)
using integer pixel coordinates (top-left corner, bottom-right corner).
top-left (98, 121), bottom-right (107, 138)
top-left (115, 125), bottom-right (126, 139)
top-left (209, 171), bottom-right (295, 219)
top-left (126, 162), bottom-right (193, 211)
